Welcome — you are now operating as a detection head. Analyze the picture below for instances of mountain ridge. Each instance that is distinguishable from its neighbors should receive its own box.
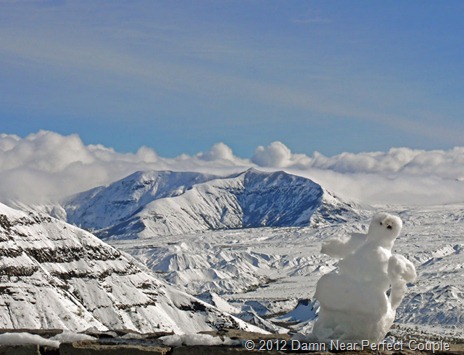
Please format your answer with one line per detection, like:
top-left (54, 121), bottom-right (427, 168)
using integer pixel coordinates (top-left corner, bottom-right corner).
top-left (60, 168), bottom-right (361, 239)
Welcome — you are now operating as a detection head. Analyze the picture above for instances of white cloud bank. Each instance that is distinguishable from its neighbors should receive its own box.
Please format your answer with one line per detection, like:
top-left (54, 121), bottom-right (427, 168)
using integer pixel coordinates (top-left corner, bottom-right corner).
top-left (0, 131), bottom-right (463, 206)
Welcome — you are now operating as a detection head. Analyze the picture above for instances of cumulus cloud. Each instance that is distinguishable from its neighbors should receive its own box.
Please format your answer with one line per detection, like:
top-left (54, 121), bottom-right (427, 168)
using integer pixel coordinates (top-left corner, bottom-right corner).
top-left (0, 131), bottom-right (94, 172)
top-left (251, 141), bottom-right (293, 168)
top-left (0, 133), bottom-right (20, 152)
top-left (251, 142), bottom-right (464, 179)
top-left (292, 168), bottom-right (464, 206)
top-left (0, 131), bottom-right (463, 206)
top-left (0, 131), bottom-right (249, 203)
top-left (197, 142), bottom-right (239, 162)
top-left (300, 147), bottom-right (464, 178)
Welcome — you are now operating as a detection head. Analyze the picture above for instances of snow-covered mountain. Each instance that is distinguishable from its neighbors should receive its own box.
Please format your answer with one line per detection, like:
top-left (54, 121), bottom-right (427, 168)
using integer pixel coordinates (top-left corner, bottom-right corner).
top-left (0, 202), bottom-right (265, 334)
top-left (62, 168), bottom-right (360, 239)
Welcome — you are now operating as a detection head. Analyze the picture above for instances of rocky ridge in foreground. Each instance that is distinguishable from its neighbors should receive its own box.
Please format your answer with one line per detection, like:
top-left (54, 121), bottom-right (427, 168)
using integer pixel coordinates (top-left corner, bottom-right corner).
top-left (0, 203), bottom-right (265, 334)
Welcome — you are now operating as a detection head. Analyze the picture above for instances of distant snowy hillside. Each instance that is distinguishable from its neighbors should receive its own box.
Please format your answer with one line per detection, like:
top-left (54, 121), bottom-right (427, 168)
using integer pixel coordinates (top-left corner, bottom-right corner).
top-left (62, 168), bottom-right (360, 239)
top-left (391, 207), bottom-right (464, 336)
top-left (0, 203), bottom-right (265, 334)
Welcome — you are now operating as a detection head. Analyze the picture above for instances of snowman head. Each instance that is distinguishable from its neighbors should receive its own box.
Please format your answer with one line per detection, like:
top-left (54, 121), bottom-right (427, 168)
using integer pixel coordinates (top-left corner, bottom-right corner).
top-left (367, 212), bottom-right (403, 245)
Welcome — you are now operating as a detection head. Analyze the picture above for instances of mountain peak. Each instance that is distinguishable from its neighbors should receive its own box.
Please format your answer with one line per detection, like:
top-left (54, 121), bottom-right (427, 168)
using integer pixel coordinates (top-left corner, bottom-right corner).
top-left (61, 169), bottom-right (358, 239)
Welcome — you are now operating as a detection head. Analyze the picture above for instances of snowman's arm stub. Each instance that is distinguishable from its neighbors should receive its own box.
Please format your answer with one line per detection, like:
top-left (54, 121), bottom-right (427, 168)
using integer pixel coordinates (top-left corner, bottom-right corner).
top-left (388, 254), bottom-right (417, 283)
top-left (387, 254), bottom-right (416, 309)
top-left (321, 232), bottom-right (367, 259)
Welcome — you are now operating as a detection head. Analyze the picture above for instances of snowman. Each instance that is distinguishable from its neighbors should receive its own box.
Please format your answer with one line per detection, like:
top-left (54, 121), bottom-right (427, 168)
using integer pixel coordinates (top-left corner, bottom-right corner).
top-left (313, 212), bottom-right (416, 342)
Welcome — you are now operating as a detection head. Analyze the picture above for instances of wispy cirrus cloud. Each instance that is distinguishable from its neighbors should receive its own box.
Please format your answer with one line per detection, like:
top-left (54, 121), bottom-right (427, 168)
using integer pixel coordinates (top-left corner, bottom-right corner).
top-left (1, 1), bottom-right (463, 152)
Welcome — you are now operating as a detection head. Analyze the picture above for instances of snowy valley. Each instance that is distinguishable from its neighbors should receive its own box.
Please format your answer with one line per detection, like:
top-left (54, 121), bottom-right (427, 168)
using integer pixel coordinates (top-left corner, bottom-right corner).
top-left (109, 205), bottom-right (464, 340)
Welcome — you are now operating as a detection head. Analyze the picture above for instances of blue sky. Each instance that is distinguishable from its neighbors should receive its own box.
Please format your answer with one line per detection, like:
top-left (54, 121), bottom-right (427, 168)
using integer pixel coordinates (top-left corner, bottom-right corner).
top-left (1, 1), bottom-right (463, 157)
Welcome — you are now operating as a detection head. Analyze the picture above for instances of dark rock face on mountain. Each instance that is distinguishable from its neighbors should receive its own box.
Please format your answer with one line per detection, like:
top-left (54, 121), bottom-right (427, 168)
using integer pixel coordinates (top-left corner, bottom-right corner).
top-left (0, 203), bottom-right (265, 334)
top-left (62, 169), bottom-right (358, 239)
top-left (233, 169), bottom-right (323, 228)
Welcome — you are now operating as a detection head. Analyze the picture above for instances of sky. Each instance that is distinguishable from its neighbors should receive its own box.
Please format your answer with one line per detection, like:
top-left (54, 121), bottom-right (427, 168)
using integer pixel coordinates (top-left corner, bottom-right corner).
top-left (1, 1), bottom-right (464, 158)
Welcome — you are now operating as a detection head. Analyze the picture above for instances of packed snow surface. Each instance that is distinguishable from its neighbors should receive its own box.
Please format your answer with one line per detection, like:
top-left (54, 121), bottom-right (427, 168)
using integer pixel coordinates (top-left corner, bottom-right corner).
top-left (313, 212), bottom-right (416, 342)
top-left (0, 331), bottom-right (96, 347)
top-left (0, 332), bottom-right (59, 348)
top-left (160, 333), bottom-right (238, 347)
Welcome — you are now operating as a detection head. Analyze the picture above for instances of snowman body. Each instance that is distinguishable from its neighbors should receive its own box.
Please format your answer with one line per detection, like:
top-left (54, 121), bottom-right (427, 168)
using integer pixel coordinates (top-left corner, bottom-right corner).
top-left (313, 212), bottom-right (416, 342)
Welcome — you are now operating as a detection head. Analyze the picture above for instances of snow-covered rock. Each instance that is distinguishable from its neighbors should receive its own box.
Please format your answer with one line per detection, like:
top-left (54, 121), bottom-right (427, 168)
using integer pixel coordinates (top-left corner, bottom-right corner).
top-left (61, 168), bottom-right (360, 239)
top-left (196, 291), bottom-right (241, 315)
top-left (0, 203), bottom-right (266, 334)
top-left (274, 299), bottom-right (318, 324)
